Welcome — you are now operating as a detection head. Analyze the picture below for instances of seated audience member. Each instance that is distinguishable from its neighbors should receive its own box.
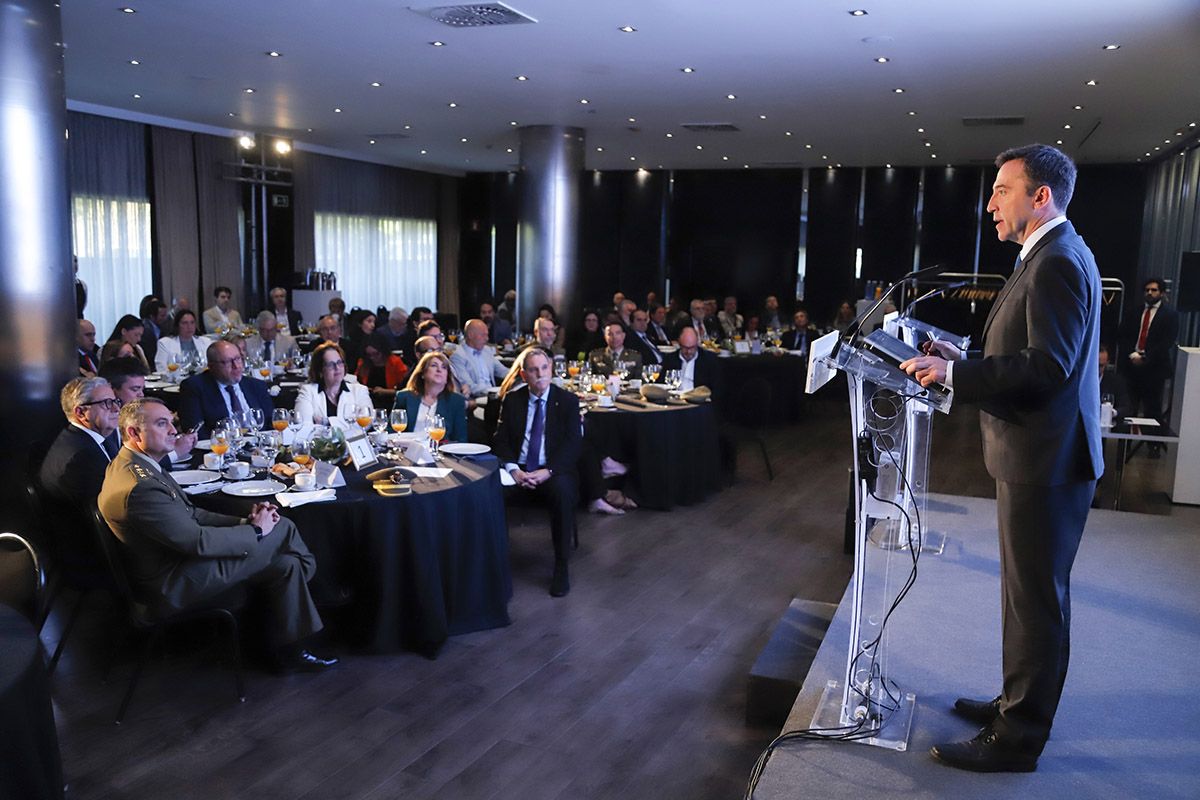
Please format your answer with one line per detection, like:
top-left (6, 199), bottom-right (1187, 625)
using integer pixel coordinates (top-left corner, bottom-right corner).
top-left (675, 298), bottom-right (718, 342)
top-left (222, 332), bottom-right (250, 363)
top-left (526, 316), bottom-right (565, 358)
top-left (645, 290), bottom-right (658, 308)
top-left (1099, 343), bottom-right (1133, 419)
top-left (106, 314), bottom-right (151, 370)
top-left (99, 357), bottom-right (197, 462)
top-left (566, 310), bottom-right (605, 360)
top-left (628, 308), bottom-right (664, 366)
top-left (393, 351), bottom-right (468, 442)
top-left (589, 322), bottom-right (643, 376)
top-left (101, 339), bottom-right (137, 365)
top-left (762, 295), bottom-right (785, 331)
top-left (155, 309), bottom-right (212, 372)
top-left (396, 306), bottom-right (435, 360)
top-left (355, 332), bottom-right (410, 403)
top-left (662, 327), bottom-right (721, 397)
top-left (646, 304), bottom-right (671, 346)
top-left (202, 286), bottom-right (244, 334)
top-left (498, 289), bottom-right (517, 323)
top-left (247, 311), bottom-right (297, 365)
top-left (413, 334), bottom-right (443, 359)
top-left (450, 319), bottom-right (508, 397)
top-left (404, 319), bottom-right (445, 368)
top-left (480, 301), bottom-right (513, 346)
top-left (139, 295), bottom-right (169, 367)
top-left (782, 309), bottom-right (817, 355)
top-left (178, 340), bottom-right (275, 436)
top-left (617, 298), bottom-right (637, 329)
top-left (99, 398), bottom-right (335, 672)
top-left (167, 296), bottom-right (191, 335)
top-left (831, 300), bottom-right (857, 335)
top-left (78, 319), bottom-right (101, 377)
top-left (718, 296), bottom-right (744, 339)
top-left (536, 304), bottom-right (568, 352)
top-left (493, 348), bottom-right (582, 597)
top-left (743, 314), bottom-right (762, 341)
top-left (311, 314), bottom-right (351, 355)
top-left (344, 309), bottom-right (377, 367)
top-left (378, 306), bottom-right (409, 352)
top-left (611, 291), bottom-right (626, 312)
top-left (266, 286), bottom-right (303, 336)
top-left (294, 341), bottom-right (373, 425)
top-left (327, 296), bottom-right (346, 322)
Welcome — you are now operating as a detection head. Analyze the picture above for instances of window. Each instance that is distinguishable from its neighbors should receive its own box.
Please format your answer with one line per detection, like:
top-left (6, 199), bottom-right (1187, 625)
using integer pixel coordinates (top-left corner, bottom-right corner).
top-left (72, 195), bottom-right (153, 339)
top-left (313, 212), bottom-right (437, 312)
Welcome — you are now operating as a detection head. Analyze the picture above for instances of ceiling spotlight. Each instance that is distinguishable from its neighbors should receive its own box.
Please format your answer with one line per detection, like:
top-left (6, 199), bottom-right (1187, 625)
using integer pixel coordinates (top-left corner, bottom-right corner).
top-left (908, 110), bottom-right (917, 116)
top-left (448, 102), bottom-right (457, 108)
top-left (681, 67), bottom-right (695, 73)
top-left (510, 121), bottom-right (518, 126)
top-left (924, 141), bottom-right (931, 147)
top-left (1073, 105), bottom-right (1083, 110)
top-left (266, 51), bottom-right (281, 57)
top-left (237, 135), bottom-right (255, 150)
top-left (227, 112), bottom-right (236, 117)
top-left (785, 131), bottom-right (792, 136)
top-left (1086, 79), bottom-right (1097, 86)
top-left (1165, 139), bottom-right (1172, 143)
top-left (1102, 44), bottom-right (1121, 50)
top-left (874, 57), bottom-right (889, 63)
top-left (822, 155), bottom-right (828, 159)
top-left (805, 144), bottom-right (812, 149)
top-left (836, 163), bottom-right (842, 168)
top-left (128, 59), bottom-right (140, 65)
top-left (886, 163), bottom-right (892, 168)
top-left (274, 139), bottom-right (291, 154)
top-left (506, 148), bottom-right (513, 153)
top-left (726, 94), bottom-right (736, 100)
top-left (893, 88), bottom-right (905, 93)
top-left (917, 127), bottom-right (925, 132)
top-left (1145, 152), bottom-right (1151, 156)
top-left (596, 147), bottom-right (604, 152)
top-left (131, 93), bottom-right (141, 99)
top-left (404, 124), bottom-right (411, 130)
top-left (307, 128), bottom-right (313, 132)
top-left (120, 7), bottom-right (136, 12)
top-left (665, 133), bottom-right (673, 138)
top-left (368, 139), bottom-right (376, 145)
top-left (619, 25), bottom-right (636, 33)
top-left (849, 9), bottom-right (868, 16)
top-left (695, 145), bottom-right (703, 150)
top-left (243, 87), bottom-right (255, 93)
top-left (930, 153), bottom-right (937, 158)
top-left (420, 149), bottom-right (427, 154)
top-left (744, 164), bottom-right (750, 169)
top-left (460, 137), bottom-right (468, 142)
top-left (515, 75), bottom-right (528, 81)
top-left (628, 117), bottom-right (636, 123)
top-left (722, 156), bottom-right (729, 161)
top-left (333, 107), bottom-right (342, 113)
top-left (630, 156), bottom-right (636, 161)
top-left (1154, 146), bottom-right (1160, 151)
top-left (1190, 122), bottom-right (1197, 127)
top-left (370, 81), bottom-right (381, 87)
top-left (759, 114), bottom-right (767, 120)
top-left (1063, 124), bottom-right (1071, 129)
top-left (579, 98), bottom-right (589, 104)
top-left (430, 41), bottom-right (445, 47)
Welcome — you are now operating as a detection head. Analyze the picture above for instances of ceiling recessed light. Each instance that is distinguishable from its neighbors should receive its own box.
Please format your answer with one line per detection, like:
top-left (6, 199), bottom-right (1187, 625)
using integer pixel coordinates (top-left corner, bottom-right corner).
top-left (695, 145), bottom-right (703, 150)
top-left (333, 107), bottom-right (342, 113)
top-left (430, 41), bottom-right (445, 47)
top-left (726, 94), bottom-right (736, 100)
top-left (579, 98), bottom-right (589, 104)
top-left (744, 164), bottom-right (750, 169)
top-left (370, 81), bottom-right (381, 87)
top-left (243, 87), bottom-right (255, 93)
top-left (785, 131), bottom-right (792, 136)
top-left (420, 149), bottom-right (427, 154)
top-left (822, 155), bottom-right (828, 160)
top-left (1190, 122), bottom-right (1197, 127)
top-left (368, 139), bottom-right (376, 145)
top-left (722, 156), bottom-right (729, 161)
top-left (1102, 44), bottom-right (1121, 50)
top-left (628, 117), bottom-right (636, 123)
top-left (404, 124), bottom-right (411, 130)
top-left (131, 93), bottom-right (141, 99)
top-left (836, 163), bottom-right (842, 168)
top-left (306, 128), bottom-right (313, 132)
top-left (805, 144), bottom-right (812, 149)
top-left (266, 51), bottom-right (281, 57)
top-left (886, 163), bottom-right (892, 168)
top-left (1165, 139), bottom-right (1172, 143)
top-left (1073, 105), bottom-right (1083, 110)
top-left (227, 112), bottom-right (236, 117)
top-left (1154, 146), bottom-right (1160, 151)
top-left (1176, 131), bottom-right (1184, 136)
top-left (460, 137), bottom-right (468, 142)
top-left (1063, 124), bottom-right (1071, 129)
top-left (759, 114), bottom-right (767, 120)
top-left (515, 75), bottom-right (528, 81)
top-left (506, 148), bottom-right (513, 153)
top-left (1056, 139), bottom-right (1063, 145)
top-left (128, 59), bottom-right (140, 65)
top-left (629, 156), bottom-right (636, 161)
top-left (908, 110), bottom-right (917, 116)
top-left (917, 127), bottom-right (924, 132)
top-left (120, 6), bottom-right (135, 13)
top-left (1086, 79), bottom-right (1097, 86)
top-left (596, 147), bottom-right (604, 152)
top-left (665, 133), bottom-right (673, 138)
top-left (510, 121), bottom-right (518, 126)
top-left (619, 25), bottom-right (636, 33)
top-left (931, 153), bottom-right (937, 158)
top-left (849, 9), bottom-right (868, 16)
top-left (448, 102), bottom-right (457, 108)
top-left (681, 67), bottom-right (695, 73)
top-left (924, 141), bottom-right (931, 147)
top-left (893, 88), bottom-right (905, 93)
top-left (874, 57), bottom-right (889, 63)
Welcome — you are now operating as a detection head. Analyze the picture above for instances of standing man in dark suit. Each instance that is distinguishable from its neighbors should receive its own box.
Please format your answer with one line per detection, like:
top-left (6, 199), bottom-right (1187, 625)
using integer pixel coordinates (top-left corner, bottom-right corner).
top-left (1120, 277), bottom-right (1179, 452)
top-left (903, 144), bottom-right (1103, 772)
top-left (179, 340), bottom-right (275, 436)
top-left (493, 348), bottom-right (582, 597)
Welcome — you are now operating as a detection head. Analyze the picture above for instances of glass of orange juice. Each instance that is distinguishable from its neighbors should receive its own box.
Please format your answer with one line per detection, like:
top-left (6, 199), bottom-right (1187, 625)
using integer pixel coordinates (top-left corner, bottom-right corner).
top-left (292, 438), bottom-right (311, 466)
top-left (211, 421), bottom-right (232, 468)
top-left (427, 413), bottom-right (446, 459)
top-left (272, 409), bottom-right (290, 432)
top-left (355, 404), bottom-right (373, 430)
top-left (389, 408), bottom-right (407, 433)
top-left (567, 361), bottom-right (581, 378)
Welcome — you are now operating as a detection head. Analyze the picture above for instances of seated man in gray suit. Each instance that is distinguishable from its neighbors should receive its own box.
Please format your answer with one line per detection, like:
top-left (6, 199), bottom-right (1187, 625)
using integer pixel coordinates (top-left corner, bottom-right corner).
top-left (99, 397), bottom-right (337, 672)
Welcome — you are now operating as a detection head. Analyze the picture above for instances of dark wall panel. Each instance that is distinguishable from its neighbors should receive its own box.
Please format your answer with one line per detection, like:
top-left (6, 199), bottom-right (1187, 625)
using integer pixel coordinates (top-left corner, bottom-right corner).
top-left (805, 167), bottom-right (860, 323)
top-left (921, 166), bottom-right (981, 274)
top-left (578, 171), bottom-right (624, 311)
top-left (861, 167), bottom-right (919, 284)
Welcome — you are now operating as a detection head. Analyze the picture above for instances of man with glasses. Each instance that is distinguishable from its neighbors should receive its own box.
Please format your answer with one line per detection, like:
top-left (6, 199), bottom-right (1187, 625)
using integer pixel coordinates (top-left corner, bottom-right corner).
top-left (100, 357), bottom-right (197, 462)
top-left (179, 340), bottom-right (275, 437)
top-left (40, 377), bottom-right (122, 514)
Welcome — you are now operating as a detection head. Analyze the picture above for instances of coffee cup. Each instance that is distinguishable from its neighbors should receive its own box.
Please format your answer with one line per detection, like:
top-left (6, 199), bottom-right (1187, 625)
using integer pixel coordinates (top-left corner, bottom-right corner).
top-left (203, 453), bottom-right (222, 470)
top-left (225, 461), bottom-right (250, 480)
top-left (294, 471), bottom-right (316, 490)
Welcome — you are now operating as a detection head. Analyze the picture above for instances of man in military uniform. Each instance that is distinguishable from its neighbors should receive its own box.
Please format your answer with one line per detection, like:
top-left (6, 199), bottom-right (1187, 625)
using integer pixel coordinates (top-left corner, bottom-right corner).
top-left (98, 397), bottom-right (337, 672)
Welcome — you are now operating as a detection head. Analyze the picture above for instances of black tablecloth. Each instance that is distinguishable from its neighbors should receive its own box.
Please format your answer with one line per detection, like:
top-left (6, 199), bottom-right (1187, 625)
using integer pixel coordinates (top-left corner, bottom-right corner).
top-left (0, 606), bottom-right (64, 800)
top-left (584, 401), bottom-right (721, 510)
top-left (714, 353), bottom-right (808, 423)
top-left (192, 455), bottom-right (512, 654)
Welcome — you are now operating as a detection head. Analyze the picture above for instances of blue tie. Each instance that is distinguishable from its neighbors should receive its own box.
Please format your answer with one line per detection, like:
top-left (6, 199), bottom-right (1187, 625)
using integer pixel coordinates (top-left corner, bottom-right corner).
top-left (525, 396), bottom-right (545, 471)
top-left (226, 385), bottom-right (244, 414)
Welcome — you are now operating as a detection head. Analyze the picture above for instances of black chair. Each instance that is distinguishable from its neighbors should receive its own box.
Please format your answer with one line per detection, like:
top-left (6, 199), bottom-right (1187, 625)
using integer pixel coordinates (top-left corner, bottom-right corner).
top-left (90, 507), bottom-right (246, 725)
top-left (726, 376), bottom-right (775, 481)
top-left (0, 532), bottom-right (47, 628)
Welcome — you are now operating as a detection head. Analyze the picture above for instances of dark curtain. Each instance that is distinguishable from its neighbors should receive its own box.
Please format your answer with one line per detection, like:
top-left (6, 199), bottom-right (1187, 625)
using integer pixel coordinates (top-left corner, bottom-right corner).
top-left (150, 126), bottom-right (200, 308)
top-left (192, 134), bottom-right (243, 309)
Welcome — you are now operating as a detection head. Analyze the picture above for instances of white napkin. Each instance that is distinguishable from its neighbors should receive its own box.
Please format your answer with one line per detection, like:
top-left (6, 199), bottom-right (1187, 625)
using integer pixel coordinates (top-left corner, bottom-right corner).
top-left (275, 488), bottom-right (336, 507)
top-left (499, 469), bottom-right (516, 487)
top-left (403, 467), bottom-right (453, 479)
top-left (404, 441), bottom-right (436, 465)
top-left (313, 461), bottom-right (347, 487)
top-left (182, 482), bottom-right (222, 495)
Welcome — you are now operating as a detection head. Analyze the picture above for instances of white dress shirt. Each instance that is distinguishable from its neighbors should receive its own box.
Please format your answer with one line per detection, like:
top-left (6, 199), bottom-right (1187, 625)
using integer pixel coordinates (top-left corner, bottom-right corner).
top-left (679, 354), bottom-right (698, 391)
top-left (450, 344), bottom-right (508, 397)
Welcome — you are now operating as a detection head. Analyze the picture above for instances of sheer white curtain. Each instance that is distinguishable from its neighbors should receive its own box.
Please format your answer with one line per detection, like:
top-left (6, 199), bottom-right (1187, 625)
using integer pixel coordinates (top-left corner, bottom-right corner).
top-left (313, 212), bottom-right (437, 312)
top-left (72, 196), bottom-right (153, 339)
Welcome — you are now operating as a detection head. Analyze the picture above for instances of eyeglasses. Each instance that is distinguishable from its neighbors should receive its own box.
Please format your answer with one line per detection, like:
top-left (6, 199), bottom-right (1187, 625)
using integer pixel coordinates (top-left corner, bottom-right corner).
top-left (211, 356), bottom-right (245, 366)
top-left (80, 397), bottom-right (122, 411)
top-left (322, 360), bottom-right (346, 369)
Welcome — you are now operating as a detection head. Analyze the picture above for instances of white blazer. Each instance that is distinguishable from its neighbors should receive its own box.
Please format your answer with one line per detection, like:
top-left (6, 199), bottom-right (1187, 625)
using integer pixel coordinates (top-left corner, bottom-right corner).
top-left (293, 380), bottom-right (372, 425)
top-left (154, 335), bottom-right (214, 372)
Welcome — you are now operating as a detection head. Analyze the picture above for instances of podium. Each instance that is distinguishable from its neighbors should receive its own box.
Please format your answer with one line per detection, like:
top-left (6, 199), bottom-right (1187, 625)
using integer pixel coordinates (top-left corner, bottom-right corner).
top-left (805, 320), bottom-right (956, 751)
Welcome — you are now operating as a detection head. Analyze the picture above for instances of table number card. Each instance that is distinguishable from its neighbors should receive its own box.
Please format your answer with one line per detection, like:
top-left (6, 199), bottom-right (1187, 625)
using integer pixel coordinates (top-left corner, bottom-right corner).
top-left (345, 430), bottom-right (379, 470)
top-left (733, 340), bottom-right (751, 354)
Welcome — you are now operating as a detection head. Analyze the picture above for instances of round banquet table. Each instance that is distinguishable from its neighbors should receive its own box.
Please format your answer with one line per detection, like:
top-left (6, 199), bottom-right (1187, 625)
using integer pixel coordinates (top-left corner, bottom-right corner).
top-left (0, 606), bottom-right (65, 800)
top-left (190, 454), bottom-right (512, 656)
top-left (714, 353), bottom-right (808, 424)
top-left (583, 399), bottom-right (721, 511)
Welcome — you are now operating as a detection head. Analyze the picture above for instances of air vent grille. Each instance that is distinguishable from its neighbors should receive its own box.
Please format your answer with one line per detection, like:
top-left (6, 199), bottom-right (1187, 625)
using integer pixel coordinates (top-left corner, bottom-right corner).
top-left (961, 116), bottom-right (1025, 127)
top-left (414, 2), bottom-right (537, 27)
top-left (680, 122), bottom-right (741, 133)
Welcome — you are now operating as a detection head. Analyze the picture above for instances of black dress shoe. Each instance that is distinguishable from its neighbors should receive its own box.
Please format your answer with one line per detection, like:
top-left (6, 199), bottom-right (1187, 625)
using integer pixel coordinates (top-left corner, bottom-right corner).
top-left (278, 649), bottom-right (340, 673)
top-left (953, 695), bottom-right (1001, 725)
top-left (931, 728), bottom-right (1038, 773)
top-left (550, 562), bottom-right (570, 597)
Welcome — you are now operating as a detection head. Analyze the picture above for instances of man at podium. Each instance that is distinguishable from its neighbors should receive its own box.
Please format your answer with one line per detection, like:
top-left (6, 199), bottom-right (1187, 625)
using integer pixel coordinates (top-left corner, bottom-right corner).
top-left (901, 144), bottom-right (1103, 773)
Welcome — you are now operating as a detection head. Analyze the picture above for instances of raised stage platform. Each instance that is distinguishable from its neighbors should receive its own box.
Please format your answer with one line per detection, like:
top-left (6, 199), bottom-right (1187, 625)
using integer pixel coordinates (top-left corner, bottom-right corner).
top-left (753, 493), bottom-right (1200, 800)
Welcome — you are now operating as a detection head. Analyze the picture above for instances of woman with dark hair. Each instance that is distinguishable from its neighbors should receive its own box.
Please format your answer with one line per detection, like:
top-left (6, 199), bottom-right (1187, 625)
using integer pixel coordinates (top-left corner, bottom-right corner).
top-left (154, 309), bottom-right (213, 372)
top-left (106, 314), bottom-right (150, 370)
top-left (566, 309), bottom-right (605, 361)
top-left (355, 331), bottom-right (410, 403)
top-left (344, 309), bottom-right (377, 366)
top-left (100, 339), bottom-right (137, 365)
top-left (832, 300), bottom-right (856, 335)
top-left (393, 351), bottom-right (467, 442)
top-left (294, 341), bottom-right (372, 425)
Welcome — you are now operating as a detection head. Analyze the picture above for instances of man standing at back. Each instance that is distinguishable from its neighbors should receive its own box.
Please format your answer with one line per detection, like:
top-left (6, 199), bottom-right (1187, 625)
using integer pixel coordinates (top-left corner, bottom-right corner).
top-left (1120, 277), bottom-right (1179, 455)
top-left (902, 144), bottom-right (1102, 772)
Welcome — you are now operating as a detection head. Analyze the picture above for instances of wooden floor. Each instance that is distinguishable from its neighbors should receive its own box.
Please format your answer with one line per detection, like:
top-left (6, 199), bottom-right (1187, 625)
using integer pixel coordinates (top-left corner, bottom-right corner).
top-left (44, 392), bottom-right (1180, 799)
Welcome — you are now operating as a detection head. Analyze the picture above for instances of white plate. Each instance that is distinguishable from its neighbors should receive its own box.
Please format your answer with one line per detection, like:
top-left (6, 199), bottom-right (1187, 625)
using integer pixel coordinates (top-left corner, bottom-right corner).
top-left (221, 479), bottom-right (286, 497)
top-left (172, 469), bottom-right (221, 486)
top-left (440, 442), bottom-right (491, 456)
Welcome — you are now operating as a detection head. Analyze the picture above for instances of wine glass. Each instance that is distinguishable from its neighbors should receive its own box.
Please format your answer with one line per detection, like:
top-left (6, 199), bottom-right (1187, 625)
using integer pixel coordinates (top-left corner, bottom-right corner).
top-left (355, 404), bottom-right (374, 432)
top-left (271, 408), bottom-right (291, 433)
top-left (258, 430), bottom-right (281, 474)
top-left (567, 360), bottom-right (582, 382)
top-left (249, 407), bottom-right (265, 432)
top-left (372, 409), bottom-right (388, 432)
top-left (665, 369), bottom-right (681, 391)
top-left (389, 408), bottom-right (408, 433)
top-left (291, 437), bottom-right (312, 468)
top-left (427, 413), bottom-right (446, 460)
top-left (643, 364), bottom-right (660, 383)
top-left (211, 419), bottom-right (233, 468)
top-left (166, 354), bottom-right (180, 382)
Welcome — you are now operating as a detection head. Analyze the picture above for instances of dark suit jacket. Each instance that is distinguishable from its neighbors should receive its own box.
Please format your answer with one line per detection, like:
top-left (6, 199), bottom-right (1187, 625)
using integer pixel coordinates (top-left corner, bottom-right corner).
top-left (952, 221), bottom-right (1103, 486)
top-left (141, 319), bottom-right (161, 368)
top-left (672, 315), bottom-right (721, 342)
top-left (178, 372), bottom-right (276, 437)
top-left (782, 326), bottom-right (817, 353)
top-left (78, 346), bottom-right (100, 375)
top-left (393, 389), bottom-right (468, 443)
top-left (628, 330), bottom-right (665, 364)
top-left (492, 384), bottom-right (581, 475)
top-left (1121, 302), bottom-right (1179, 380)
top-left (661, 349), bottom-right (723, 401)
top-left (264, 307), bottom-right (304, 337)
top-left (38, 425), bottom-right (114, 583)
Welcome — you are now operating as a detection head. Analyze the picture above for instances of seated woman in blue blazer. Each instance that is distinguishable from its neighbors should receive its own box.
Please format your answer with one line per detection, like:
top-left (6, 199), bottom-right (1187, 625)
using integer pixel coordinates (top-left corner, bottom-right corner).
top-left (393, 351), bottom-right (468, 442)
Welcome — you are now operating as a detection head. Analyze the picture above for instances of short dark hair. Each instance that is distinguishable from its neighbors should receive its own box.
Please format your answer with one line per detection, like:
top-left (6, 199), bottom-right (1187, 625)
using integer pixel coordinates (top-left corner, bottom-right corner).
top-left (416, 318), bottom-right (441, 337)
top-left (214, 286), bottom-right (232, 297)
top-left (994, 143), bottom-right (1076, 212)
top-left (99, 356), bottom-right (149, 391)
top-left (175, 308), bottom-right (198, 327)
top-left (1143, 277), bottom-right (1165, 292)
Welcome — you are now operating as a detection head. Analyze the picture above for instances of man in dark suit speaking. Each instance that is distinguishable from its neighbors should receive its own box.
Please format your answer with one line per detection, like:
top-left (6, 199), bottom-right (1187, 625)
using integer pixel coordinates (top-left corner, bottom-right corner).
top-left (492, 347), bottom-right (582, 597)
top-left (902, 144), bottom-right (1103, 772)
top-left (179, 339), bottom-right (275, 436)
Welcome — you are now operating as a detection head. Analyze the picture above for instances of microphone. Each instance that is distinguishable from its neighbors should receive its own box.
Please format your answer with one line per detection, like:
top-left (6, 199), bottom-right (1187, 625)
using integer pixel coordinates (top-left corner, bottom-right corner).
top-left (834, 265), bottom-right (948, 357)
top-left (900, 280), bottom-right (969, 319)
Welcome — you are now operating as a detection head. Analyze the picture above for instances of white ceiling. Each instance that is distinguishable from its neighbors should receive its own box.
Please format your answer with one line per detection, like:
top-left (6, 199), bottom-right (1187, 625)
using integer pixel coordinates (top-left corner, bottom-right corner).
top-left (61, 0), bottom-right (1200, 174)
